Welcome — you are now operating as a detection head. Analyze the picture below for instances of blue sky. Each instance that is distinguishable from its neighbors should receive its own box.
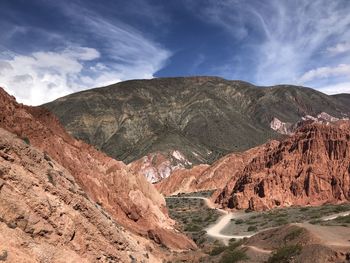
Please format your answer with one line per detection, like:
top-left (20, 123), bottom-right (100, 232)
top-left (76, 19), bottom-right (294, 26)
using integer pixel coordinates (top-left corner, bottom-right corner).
top-left (1, 0), bottom-right (350, 105)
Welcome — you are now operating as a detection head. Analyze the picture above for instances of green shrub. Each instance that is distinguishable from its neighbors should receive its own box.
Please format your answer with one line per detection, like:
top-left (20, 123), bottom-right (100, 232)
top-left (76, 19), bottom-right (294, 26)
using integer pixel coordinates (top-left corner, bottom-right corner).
top-left (235, 219), bottom-right (244, 224)
top-left (299, 207), bottom-right (309, 212)
top-left (247, 225), bottom-right (258, 232)
top-left (47, 171), bottom-right (56, 186)
top-left (22, 137), bottom-right (30, 145)
top-left (283, 228), bottom-right (304, 242)
top-left (309, 219), bottom-right (322, 225)
top-left (267, 245), bottom-right (302, 263)
top-left (219, 250), bottom-right (248, 263)
top-left (274, 218), bottom-right (288, 226)
top-left (210, 245), bottom-right (227, 256)
top-left (184, 224), bottom-right (201, 232)
top-left (335, 215), bottom-right (350, 224)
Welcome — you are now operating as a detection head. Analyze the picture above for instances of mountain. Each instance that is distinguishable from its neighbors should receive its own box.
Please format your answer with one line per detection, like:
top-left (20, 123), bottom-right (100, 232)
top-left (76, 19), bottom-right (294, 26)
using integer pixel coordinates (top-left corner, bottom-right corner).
top-left (0, 87), bottom-right (196, 255)
top-left (215, 121), bottom-right (350, 211)
top-left (332, 93), bottom-right (350, 108)
top-left (43, 77), bottom-right (350, 173)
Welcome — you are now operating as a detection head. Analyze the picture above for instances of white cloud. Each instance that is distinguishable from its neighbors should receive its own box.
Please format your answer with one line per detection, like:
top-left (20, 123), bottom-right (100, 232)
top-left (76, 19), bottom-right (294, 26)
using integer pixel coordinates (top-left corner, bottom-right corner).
top-left (0, 4), bottom-right (171, 105)
top-left (327, 42), bottom-right (350, 54)
top-left (299, 64), bottom-right (350, 83)
top-left (318, 82), bottom-right (350, 94)
top-left (0, 47), bottom-right (104, 105)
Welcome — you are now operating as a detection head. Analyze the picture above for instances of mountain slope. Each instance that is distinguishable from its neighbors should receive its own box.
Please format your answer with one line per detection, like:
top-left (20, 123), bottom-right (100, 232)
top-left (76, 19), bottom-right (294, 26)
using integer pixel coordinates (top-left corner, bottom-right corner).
top-left (0, 128), bottom-right (162, 262)
top-left (0, 87), bottom-right (195, 251)
top-left (44, 77), bottom-right (350, 166)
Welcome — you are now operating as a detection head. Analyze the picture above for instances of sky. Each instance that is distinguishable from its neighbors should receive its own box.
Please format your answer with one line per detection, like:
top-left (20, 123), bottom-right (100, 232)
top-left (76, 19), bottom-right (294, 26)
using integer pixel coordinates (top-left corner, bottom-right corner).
top-left (1, 0), bottom-right (350, 105)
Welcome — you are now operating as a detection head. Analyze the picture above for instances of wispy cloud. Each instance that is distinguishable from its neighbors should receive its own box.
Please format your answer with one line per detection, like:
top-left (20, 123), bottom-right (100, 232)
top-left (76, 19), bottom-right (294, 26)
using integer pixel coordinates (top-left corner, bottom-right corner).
top-left (327, 42), bottom-right (350, 55)
top-left (299, 64), bottom-right (350, 83)
top-left (189, 0), bottom-right (350, 93)
top-left (0, 1), bottom-right (170, 105)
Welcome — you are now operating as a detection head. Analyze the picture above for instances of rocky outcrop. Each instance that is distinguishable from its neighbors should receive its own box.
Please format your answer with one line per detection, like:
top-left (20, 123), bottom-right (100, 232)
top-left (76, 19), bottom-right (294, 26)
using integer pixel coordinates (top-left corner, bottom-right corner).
top-left (270, 112), bottom-right (349, 135)
top-left (0, 128), bottom-right (163, 262)
top-left (0, 87), bottom-right (196, 251)
top-left (155, 142), bottom-right (274, 196)
top-left (43, 77), bottom-right (350, 166)
top-left (216, 121), bottom-right (350, 211)
top-left (128, 150), bottom-right (192, 183)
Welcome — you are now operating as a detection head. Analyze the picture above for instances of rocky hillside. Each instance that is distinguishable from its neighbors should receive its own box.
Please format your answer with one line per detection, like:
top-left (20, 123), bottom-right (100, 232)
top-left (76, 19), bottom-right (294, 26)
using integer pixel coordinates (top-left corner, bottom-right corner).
top-left (0, 128), bottom-right (163, 262)
top-left (43, 77), bottom-right (350, 168)
top-left (215, 121), bottom-right (350, 211)
top-left (155, 142), bottom-right (275, 196)
top-left (0, 87), bottom-right (195, 252)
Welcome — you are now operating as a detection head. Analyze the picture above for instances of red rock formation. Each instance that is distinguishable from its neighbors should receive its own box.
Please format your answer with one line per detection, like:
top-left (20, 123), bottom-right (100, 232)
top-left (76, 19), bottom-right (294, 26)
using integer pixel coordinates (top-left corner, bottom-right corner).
top-left (0, 87), bottom-right (196, 250)
top-left (0, 128), bottom-right (162, 262)
top-left (155, 142), bottom-right (275, 196)
top-left (216, 121), bottom-right (350, 211)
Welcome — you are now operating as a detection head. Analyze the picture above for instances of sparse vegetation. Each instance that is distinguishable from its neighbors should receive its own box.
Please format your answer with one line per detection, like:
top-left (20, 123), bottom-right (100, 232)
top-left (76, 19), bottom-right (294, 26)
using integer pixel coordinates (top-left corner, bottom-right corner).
top-left (221, 203), bottom-right (350, 235)
top-left (0, 250), bottom-right (7, 261)
top-left (165, 194), bottom-right (220, 246)
top-left (247, 225), bottom-right (257, 232)
top-left (283, 227), bottom-right (304, 243)
top-left (47, 171), bottom-right (56, 186)
top-left (22, 137), bottom-right (30, 145)
top-left (219, 250), bottom-right (248, 263)
top-left (267, 245), bottom-right (302, 263)
top-left (210, 245), bottom-right (227, 256)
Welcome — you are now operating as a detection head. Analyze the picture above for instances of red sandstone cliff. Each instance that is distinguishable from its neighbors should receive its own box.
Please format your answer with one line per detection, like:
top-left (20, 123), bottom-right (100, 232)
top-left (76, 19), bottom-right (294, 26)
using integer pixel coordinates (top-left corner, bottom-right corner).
top-left (0, 87), bottom-right (195, 251)
top-left (215, 121), bottom-right (350, 210)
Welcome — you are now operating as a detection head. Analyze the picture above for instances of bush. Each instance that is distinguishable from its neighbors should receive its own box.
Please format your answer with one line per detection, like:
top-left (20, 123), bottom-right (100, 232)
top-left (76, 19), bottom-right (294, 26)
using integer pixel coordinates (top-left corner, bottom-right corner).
top-left (22, 137), bottom-right (30, 145)
top-left (274, 218), bottom-right (288, 226)
top-left (219, 250), bottom-right (248, 263)
top-left (247, 225), bottom-right (258, 232)
top-left (283, 228), bottom-right (304, 243)
top-left (0, 250), bottom-right (7, 261)
top-left (184, 224), bottom-right (201, 232)
top-left (335, 215), bottom-right (350, 224)
top-left (210, 245), bottom-right (227, 256)
top-left (267, 245), bottom-right (302, 263)
top-left (235, 219), bottom-right (244, 224)
top-left (309, 219), bottom-right (322, 225)
top-left (47, 171), bottom-right (56, 186)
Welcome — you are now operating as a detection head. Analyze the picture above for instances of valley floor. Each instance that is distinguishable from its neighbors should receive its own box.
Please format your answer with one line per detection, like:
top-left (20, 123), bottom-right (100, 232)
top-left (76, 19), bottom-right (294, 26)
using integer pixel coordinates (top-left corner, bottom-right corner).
top-left (166, 192), bottom-right (350, 263)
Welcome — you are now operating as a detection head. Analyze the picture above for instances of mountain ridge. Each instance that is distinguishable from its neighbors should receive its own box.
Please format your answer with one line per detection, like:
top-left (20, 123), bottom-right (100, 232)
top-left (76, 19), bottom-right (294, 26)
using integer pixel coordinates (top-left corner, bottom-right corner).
top-left (43, 77), bottom-right (350, 173)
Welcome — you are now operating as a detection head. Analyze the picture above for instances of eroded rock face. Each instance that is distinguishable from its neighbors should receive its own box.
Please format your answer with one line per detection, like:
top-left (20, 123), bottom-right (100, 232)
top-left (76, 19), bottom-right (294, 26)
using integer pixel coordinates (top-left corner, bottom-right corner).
top-left (216, 121), bottom-right (350, 211)
top-left (0, 87), bottom-right (196, 251)
top-left (128, 150), bottom-right (192, 183)
top-left (270, 112), bottom-right (349, 135)
top-left (0, 128), bottom-right (162, 262)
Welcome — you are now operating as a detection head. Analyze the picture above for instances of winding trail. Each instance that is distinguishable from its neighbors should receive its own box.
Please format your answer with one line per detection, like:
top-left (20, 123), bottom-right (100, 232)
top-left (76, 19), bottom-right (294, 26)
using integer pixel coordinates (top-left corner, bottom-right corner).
top-left (166, 196), bottom-right (254, 245)
top-left (167, 196), bottom-right (350, 248)
top-left (320, 211), bottom-right (350, 221)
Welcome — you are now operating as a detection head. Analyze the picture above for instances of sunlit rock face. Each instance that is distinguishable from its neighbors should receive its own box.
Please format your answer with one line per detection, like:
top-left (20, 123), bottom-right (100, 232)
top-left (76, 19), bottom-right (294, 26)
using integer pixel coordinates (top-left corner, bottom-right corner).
top-left (128, 150), bottom-right (192, 183)
top-left (216, 121), bottom-right (350, 211)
